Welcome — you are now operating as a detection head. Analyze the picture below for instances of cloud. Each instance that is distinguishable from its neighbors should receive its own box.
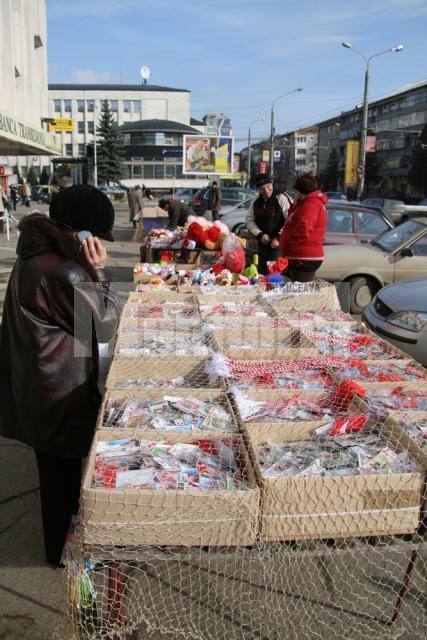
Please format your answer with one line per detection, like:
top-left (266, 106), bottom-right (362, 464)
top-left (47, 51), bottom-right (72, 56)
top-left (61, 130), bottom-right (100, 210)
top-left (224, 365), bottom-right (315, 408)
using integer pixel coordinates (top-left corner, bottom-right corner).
top-left (70, 69), bottom-right (120, 83)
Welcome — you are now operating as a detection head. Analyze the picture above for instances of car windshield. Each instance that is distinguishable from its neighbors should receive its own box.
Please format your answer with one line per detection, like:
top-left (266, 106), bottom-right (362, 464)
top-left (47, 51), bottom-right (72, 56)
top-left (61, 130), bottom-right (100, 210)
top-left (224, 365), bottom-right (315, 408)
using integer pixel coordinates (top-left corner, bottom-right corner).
top-left (372, 220), bottom-right (426, 252)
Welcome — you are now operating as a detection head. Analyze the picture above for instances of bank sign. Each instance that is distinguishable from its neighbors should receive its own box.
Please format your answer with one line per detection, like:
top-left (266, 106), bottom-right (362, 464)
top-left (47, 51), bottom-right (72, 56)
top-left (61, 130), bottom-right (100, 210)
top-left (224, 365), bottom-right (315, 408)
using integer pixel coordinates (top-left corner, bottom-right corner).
top-left (0, 108), bottom-right (61, 155)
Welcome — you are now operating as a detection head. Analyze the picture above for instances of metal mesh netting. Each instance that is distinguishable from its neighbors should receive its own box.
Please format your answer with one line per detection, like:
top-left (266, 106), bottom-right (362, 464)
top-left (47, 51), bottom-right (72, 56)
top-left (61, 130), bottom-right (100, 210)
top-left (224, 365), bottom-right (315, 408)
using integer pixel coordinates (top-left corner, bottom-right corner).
top-left (65, 279), bottom-right (427, 640)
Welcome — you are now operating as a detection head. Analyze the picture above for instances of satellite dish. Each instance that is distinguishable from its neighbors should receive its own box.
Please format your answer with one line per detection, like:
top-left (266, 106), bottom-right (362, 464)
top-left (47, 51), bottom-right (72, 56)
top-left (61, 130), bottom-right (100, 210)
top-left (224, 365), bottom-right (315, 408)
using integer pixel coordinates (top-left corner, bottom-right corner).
top-left (140, 66), bottom-right (151, 84)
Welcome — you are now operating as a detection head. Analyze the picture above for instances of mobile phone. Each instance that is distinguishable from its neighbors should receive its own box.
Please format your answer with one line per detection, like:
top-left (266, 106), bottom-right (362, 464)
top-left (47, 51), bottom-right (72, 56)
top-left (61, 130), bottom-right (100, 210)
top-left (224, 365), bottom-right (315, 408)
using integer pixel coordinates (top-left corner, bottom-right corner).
top-left (77, 230), bottom-right (93, 251)
top-left (77, 230), bottom-right (93, 244)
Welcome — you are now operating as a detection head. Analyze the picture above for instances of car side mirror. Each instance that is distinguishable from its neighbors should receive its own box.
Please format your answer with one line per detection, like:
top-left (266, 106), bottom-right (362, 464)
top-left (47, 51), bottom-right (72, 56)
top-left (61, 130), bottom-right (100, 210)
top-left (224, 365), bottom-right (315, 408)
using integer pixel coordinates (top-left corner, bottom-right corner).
top-left (400, 247), bottom-right (413, 258)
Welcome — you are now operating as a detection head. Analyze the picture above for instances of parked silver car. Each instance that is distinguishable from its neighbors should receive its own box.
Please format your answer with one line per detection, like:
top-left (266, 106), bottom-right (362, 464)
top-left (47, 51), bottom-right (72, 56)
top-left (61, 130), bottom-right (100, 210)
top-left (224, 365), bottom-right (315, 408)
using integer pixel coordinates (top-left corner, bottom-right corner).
top-left (363, 277), bottom-right (427, 365)
top-left (318, 218), bottom-right (427, 313)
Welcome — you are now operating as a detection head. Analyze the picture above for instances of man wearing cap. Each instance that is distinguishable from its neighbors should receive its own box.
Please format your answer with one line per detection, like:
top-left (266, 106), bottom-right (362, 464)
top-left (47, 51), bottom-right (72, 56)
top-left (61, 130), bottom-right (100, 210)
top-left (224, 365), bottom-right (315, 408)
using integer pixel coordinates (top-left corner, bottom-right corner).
top-left (279, 173), bottom-right (328, 282)
top-left (158, 198), bottom-right (195, 229)
top-left (245, 174), bottom-right (292, 274)
top-left (0, 185), bottom-right (120, 567)
top-left (207, 181), bottom-right (222, 221)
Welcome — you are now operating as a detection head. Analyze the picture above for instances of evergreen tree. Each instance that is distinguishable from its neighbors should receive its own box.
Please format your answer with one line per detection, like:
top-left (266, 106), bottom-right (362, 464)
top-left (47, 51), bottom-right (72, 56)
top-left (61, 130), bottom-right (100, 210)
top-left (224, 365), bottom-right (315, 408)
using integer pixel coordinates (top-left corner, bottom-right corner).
top-left (319, 148), bottom-right (340, 191)
top-left (13, 164), bottom-right (23, 185)
top-left (27, 166), bottom-right (38, 186)
top-left (40, 167), bottom-right (50, 185)
top-left (409, 124), bottom-right (427, 195)
top-left (96, 100), bottom-right (124, 185)
top-left (364, 152), bottom-right (383, 195)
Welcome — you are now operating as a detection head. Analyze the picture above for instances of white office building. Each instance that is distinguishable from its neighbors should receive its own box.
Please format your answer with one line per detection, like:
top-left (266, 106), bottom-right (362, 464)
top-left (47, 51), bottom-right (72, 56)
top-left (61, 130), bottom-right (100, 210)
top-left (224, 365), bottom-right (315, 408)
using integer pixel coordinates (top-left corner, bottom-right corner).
top-left (0, 0), bottom-right (60, 184)
top-left (46, 83), bottom-right (199, 159)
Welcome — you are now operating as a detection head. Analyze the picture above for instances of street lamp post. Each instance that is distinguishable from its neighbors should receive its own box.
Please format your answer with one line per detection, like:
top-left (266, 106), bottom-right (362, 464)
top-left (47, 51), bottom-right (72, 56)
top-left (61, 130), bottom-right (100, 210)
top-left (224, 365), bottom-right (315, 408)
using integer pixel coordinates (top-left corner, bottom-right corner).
top-left (93, 103), bottom-right (98, 188)
top-left (270, 87), bottom-right (303, 180)
top-left (247, 117), bottom-right (266, 186)
top-left (342, 42), bottom-right (403, 199)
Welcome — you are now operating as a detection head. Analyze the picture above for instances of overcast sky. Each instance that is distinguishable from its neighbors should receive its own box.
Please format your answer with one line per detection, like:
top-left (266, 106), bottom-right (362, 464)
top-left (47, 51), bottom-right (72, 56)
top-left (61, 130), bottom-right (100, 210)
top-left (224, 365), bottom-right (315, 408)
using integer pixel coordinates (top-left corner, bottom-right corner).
top-left (46, 0), bottom-right (426, 149)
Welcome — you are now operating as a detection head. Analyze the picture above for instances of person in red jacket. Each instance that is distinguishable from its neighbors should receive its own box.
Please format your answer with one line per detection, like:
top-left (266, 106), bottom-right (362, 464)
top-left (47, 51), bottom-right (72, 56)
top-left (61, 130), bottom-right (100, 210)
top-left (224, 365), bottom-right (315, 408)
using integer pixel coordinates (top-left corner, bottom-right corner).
top-left (279, 173), bottom-right (327, 282)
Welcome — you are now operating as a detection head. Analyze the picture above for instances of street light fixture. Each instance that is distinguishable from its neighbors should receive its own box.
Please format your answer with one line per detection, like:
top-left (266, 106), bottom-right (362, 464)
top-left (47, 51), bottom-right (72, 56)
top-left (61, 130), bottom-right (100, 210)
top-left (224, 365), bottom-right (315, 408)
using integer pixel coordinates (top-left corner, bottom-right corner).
top-left (247, 117), bottom-right (266, 186)
top-left (341, 41), bottom-right (404, 199)
top-left (270, 86), bottom-right (303, 179)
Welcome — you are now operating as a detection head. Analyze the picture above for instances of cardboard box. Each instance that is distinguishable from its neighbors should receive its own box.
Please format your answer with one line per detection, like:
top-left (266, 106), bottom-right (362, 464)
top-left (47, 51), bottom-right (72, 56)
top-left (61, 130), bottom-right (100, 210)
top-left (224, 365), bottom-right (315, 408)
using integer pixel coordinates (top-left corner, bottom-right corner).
top-left (127, 291), bottom-right (197, 305)
top-left (114, 327), bottom-right (211, 357)
top-left (265, 280), bottom-right (341, 313)
top-left (97, 388), bottom-right (241, 439)
top-left (246, 423), bottom-right (423, 542)
top-left (223, 345), bottom-right (319, 361)
top-left (80, 430), bottom-right (260, 547)
top-left (211, 327), bottom-right (310, 352)
top-left (106, 354), bottom-right (225, 391)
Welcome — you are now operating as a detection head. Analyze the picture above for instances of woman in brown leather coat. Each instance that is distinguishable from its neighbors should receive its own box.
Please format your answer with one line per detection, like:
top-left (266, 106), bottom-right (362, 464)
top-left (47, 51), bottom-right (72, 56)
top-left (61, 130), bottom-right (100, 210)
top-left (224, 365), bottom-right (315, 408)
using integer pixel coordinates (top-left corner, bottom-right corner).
top-left (0, 185), bottom-right (120, 566)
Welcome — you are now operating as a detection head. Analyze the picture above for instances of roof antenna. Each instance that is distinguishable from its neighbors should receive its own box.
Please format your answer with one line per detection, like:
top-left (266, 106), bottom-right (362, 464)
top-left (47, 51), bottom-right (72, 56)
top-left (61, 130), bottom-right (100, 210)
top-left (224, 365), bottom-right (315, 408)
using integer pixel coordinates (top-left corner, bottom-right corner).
top-left (140, 66), bottom-right (151, 86)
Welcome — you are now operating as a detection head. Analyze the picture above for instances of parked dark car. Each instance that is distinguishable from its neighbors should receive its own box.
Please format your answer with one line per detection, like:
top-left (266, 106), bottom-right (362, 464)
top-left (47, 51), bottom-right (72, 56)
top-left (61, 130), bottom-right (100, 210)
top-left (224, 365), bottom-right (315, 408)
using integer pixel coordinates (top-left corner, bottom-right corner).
top-left (325, 191), bottom-right (347, 200)
top-left (192, 186), bottom-right (255, 214)
top-left (363, 277), bottom-right (427, 365)
top-left (239, 201), bottom-right (394, 262)
top-left (174, 188), bottom-right (200, 205)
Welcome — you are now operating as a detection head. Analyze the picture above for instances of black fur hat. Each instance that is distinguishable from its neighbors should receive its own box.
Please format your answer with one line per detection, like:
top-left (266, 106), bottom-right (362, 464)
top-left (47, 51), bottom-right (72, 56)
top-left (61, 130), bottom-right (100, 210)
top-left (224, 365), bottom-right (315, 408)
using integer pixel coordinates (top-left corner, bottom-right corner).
top-left (255, 173), bottom-right (273, 188)
top-left (49, 185), bottom-right (115, 241)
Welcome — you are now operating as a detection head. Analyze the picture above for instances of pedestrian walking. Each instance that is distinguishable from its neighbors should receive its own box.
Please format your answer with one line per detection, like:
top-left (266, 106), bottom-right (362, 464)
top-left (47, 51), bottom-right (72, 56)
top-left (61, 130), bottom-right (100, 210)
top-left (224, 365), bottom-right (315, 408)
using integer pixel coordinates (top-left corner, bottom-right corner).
top-left (208, 181), bottom-right (221, 221)
top-left (279, 173), bottom-right (327, 282)
top-left (0, 186), bottom-right (6, 233)
top-left (0, 185), bottom-right (120, 567)
top-left (245, 173), bottom-right (292, 274)
top-left (20, 180), bottom-right (31, 206)
top-left (128, 184), bottom-right (144, 229)
top-left (9, 185), bottom-right (18, 211)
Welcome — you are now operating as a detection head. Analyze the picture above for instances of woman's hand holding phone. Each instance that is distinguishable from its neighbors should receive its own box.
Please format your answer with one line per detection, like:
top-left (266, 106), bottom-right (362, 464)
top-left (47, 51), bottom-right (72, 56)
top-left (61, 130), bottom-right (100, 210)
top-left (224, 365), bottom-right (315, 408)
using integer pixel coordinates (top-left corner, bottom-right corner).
top-left (82, 236), bottom-right (107, 269)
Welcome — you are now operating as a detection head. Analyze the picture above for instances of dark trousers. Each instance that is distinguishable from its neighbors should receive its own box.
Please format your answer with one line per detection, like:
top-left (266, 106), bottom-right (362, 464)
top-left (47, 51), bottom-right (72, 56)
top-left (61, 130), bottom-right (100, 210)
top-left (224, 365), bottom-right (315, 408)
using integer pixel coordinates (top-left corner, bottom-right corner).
top-left (257, 242), bottom-right (281, 275)
top-left (35, 450), bottom-right (82, 566)
top-left (286, 260), bottom-right (322, 282)
top-left (211, 209), bottom-right (220, 221)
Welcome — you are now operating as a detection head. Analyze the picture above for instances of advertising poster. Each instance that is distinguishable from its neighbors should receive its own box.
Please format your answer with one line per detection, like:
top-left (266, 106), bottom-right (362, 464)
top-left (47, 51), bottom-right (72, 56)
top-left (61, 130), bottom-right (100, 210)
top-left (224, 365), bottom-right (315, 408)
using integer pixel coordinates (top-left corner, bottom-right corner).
top-left (183, 135), bottom-right (234, 174)
top-left (344, 140), bottom-right (360, 187)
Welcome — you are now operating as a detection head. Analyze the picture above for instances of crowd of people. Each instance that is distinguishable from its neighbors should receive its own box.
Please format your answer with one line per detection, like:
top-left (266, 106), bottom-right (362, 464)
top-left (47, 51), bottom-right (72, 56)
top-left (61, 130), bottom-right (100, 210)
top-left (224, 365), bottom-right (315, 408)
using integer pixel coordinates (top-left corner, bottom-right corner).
top-left (131, 172), bottom-right (328, 282)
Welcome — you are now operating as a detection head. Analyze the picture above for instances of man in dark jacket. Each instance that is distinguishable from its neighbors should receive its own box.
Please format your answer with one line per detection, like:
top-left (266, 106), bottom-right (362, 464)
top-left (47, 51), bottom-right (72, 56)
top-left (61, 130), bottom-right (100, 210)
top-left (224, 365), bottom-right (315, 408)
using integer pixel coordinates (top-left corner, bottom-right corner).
top-left (245, 174), bottom-right (292, 274)
top-left (207, 181), bottom-right (221, 221)
top-left (0, 186), bottom-right (120, 566)
top-left (159, 198), bottom-right (195, 229)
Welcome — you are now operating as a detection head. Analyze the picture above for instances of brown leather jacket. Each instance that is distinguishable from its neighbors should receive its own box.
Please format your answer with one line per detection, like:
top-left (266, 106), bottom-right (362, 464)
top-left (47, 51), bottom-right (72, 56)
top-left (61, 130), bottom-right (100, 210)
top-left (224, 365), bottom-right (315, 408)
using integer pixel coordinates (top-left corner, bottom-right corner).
top-left (0, 215), bottom-right (120, 458)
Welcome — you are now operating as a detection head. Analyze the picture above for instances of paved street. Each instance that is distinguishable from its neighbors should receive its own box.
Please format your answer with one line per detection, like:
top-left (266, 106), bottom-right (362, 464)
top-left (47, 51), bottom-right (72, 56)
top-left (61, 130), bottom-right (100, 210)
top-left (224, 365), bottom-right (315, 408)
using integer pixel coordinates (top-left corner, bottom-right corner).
top-left (0, 202), bottom-right (138, 640)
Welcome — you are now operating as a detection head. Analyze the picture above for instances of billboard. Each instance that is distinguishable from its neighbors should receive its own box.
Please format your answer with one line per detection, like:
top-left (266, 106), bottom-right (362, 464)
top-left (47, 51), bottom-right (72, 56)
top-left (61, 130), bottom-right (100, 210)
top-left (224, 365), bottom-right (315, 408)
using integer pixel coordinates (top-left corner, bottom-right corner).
top-left (344, 140), bottom-right (360, 188)
top-left (183, 135), bottom-right (234, 174)
top-left (48, 118), bottom-right (74, 132)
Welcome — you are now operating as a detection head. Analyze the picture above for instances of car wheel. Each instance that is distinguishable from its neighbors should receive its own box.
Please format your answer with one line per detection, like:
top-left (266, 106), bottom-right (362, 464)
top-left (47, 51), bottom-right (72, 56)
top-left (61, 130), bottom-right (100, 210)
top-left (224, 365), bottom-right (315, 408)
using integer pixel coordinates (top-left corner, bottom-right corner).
top-left (349, 276), bottom-right (378, 314)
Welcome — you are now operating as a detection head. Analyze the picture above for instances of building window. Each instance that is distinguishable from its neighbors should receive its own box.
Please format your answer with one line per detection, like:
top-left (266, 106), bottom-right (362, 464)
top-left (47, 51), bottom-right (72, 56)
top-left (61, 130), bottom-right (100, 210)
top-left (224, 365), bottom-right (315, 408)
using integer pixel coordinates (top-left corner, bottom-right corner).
top-left (110, 100), bottom-right (118, 112)
top-left (64, 100), bottom-right (72, 113)
top-left (87, 100), bottom-right (95, 113)
top-left (297, 148), bottom-right (306, 155)
top-left (88, 121), bottom-right (95, 134)
top-left (296, 159), bottom-right (306, 167)
top-left (123, 100), bottom-right (131, 113)
top-left (133, 100), bottom-right (142, 113)
top-left (133, 165), bottom-right (143, 178)
top-left (34, 34), bottom-right (43, 48)
top-left (78, 144), bottom-right (86, 156)
top-left (54, 99), bottom-right (61, 113)
top-left (65, 144), bottom-right (73, 156)
top-left (77, 121), bottom-right (85, 134)
top-left (296, 136), bottom-right (306, 143)
top-left (77, 100), bottom-right (85, 113)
